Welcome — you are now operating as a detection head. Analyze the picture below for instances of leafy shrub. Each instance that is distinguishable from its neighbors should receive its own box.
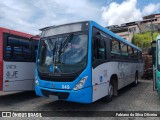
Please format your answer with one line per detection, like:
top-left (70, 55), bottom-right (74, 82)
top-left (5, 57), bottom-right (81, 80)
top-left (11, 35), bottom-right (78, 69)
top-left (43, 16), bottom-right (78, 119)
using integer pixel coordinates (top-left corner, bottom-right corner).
top-left (132, 31), bottom-right (159, 49)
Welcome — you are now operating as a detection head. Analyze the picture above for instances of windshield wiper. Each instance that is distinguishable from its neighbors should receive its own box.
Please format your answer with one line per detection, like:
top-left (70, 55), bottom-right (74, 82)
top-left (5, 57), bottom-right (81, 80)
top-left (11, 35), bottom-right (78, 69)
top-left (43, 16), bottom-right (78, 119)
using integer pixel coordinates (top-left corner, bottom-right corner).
top-left (52, 41), bottom-right (57, 65)
top-left (57, 33), bottom-right (73, 63)
top-left (58, 41), bottom-right (62, 63)
top-left (62, 33), bottom-right (73, 48)
top-left (47, 38), bottom-right (58, 65)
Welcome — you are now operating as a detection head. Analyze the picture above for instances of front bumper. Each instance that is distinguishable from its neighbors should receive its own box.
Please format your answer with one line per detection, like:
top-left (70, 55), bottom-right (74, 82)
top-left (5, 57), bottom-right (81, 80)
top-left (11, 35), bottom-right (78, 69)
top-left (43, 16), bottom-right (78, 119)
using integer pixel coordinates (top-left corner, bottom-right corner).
top-left (35, 85), bottom-right (92, 103)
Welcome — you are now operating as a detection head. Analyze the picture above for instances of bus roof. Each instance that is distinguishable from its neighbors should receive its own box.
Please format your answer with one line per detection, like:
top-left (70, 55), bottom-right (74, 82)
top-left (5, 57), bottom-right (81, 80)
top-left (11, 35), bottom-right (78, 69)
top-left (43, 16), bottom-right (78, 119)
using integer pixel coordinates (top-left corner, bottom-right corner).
top-left (40, 21), bottom-right (89, 31)
top-left (40, 21), bottom-right (141, 51)
top-left (0, 27), bottom-right (39, 40)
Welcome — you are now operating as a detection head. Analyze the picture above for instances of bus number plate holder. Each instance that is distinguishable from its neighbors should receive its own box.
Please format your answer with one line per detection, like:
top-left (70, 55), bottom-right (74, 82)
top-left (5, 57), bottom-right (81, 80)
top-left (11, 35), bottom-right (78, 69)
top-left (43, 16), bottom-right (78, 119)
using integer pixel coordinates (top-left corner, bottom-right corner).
top-left (49, 95), bottom-right (58, 101)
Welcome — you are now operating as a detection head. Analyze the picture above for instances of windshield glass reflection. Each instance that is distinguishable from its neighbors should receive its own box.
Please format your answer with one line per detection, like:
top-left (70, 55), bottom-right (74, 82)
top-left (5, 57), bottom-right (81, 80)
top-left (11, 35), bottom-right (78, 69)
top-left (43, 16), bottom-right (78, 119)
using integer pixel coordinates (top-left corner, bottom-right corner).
top-left (37, 32), bottom-right (88, 74)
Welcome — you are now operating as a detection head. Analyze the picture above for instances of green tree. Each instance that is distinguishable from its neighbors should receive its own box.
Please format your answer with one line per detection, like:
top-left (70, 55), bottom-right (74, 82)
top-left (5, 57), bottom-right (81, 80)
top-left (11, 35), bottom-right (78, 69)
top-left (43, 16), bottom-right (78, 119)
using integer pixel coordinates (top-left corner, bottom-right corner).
top-left (132, 31), bottom-right (159, 49)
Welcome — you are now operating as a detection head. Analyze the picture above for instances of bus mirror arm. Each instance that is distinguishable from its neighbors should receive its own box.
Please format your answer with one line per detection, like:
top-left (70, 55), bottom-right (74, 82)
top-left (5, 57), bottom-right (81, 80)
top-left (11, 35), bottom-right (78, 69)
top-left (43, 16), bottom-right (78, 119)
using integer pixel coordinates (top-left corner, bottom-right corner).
top-left (29, 35), bottom-right (40, 41)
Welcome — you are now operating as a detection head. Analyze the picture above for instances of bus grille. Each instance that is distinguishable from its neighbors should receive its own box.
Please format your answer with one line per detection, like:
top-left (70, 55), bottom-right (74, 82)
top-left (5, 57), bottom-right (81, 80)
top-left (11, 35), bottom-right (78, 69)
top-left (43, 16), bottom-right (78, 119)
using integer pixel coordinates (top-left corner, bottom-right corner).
top-left (41, 89), bottom-right (70, 99)
top-left (39, 75), bottom-right (76, 82)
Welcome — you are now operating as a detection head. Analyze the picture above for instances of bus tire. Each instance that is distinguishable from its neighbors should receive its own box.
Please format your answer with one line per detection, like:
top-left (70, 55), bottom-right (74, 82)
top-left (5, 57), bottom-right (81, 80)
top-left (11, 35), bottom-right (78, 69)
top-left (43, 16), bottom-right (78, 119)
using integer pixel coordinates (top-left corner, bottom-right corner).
top-left (133, 72), bottom-right (138, 87)
top-left (102, 80), bottom-right (114, 102)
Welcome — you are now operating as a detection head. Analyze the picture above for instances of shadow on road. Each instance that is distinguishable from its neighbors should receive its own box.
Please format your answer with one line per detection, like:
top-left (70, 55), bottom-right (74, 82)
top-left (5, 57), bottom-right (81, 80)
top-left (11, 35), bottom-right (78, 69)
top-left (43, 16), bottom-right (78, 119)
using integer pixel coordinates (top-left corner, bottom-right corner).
top-left (118, 82), bottom-right (141, 96)
top-left (0, 91), bottom-right (38, 105)
top-left (38, 82), bottom-right (142, 111)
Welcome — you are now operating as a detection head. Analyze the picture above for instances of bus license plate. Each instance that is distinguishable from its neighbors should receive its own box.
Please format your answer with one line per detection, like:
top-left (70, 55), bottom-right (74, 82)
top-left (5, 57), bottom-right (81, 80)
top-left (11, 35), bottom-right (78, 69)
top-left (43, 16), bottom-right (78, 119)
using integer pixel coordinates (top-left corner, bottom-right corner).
top-left (49, 95), bottom-right (58, 101)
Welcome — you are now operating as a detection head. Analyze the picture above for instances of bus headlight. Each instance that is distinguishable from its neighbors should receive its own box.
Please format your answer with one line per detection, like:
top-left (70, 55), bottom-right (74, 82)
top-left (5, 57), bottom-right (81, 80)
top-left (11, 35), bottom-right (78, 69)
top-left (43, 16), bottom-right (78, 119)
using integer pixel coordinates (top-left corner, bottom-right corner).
top-left (35, 76), bottom-right (39, 86)
top-left (73, 76), bottom-right (88, 91)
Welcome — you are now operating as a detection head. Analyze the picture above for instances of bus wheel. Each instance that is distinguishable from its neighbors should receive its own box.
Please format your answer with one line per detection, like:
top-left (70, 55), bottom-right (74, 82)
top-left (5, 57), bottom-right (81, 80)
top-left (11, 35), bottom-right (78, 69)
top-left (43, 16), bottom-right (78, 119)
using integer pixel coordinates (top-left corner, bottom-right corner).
top-left (102, 81), bottom-right (114, 102)
top-left (133, 73), bottom-right (138, 87)
top-left (108, 82), bottom-right (114, 99)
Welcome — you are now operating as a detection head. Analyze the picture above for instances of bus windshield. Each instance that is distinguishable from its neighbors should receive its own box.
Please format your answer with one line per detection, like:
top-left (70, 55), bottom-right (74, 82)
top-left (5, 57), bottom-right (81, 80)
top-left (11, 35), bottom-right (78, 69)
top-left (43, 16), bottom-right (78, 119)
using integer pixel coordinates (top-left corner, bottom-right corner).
top-left (37, 32), bottom-right (88, 74)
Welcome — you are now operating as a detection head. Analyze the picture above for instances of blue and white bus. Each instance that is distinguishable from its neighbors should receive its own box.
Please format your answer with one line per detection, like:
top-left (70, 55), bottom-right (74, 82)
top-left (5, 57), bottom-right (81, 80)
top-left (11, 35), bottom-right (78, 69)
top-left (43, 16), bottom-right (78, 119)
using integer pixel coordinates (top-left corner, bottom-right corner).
top-left (35, 21), bottom-right (143, 103)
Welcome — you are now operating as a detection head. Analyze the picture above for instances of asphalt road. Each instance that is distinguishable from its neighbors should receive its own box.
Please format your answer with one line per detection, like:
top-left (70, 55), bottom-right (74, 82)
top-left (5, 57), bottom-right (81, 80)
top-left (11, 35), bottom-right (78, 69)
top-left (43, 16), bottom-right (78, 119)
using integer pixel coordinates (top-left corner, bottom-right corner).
top-left (0, 80), bottom-right (160, 120)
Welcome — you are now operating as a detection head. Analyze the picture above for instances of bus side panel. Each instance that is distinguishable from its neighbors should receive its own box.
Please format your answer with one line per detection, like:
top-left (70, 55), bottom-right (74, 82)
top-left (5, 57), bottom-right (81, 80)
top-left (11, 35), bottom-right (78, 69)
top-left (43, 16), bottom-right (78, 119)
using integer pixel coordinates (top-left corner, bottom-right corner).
top-left (0, 30), bottom-right (3, 90)
top-left (92, 62), bottom-right (122, 102)
top-left (92, 63), bottom-right (109, 102)
top-left (3, 62), bottom-right (35, 91)
top-left (92, 61), bottom-right (143, 102)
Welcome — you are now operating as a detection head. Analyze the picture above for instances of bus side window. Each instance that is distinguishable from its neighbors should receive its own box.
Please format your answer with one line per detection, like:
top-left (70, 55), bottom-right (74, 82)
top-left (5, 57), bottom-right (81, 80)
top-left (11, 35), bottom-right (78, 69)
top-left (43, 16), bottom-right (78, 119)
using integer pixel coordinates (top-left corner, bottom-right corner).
top-left (138, 51), bottom-right (143, 62)
top-left (97, 38), bottom-right (106, 60)
top-left (133, 49), bottom-right (138, 61)
top-left (120, 42), bottom-right (128, 61)
top-left (128, 46), bottom-right (134, 60)
top-left (92, 28), bottom-right (107, 68)
top-left (5, 37), bottom-right (32, 61)
top-left (92, 35), bottom-right (98, 61)
top-left (34, 40), bottom-right (39, 61)
top-left (111, 38), bottom-right (121, 60)
top-left (93, 31), bottom-right (106, 60)
top-left (34, 41), bottom-right (38, 51)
